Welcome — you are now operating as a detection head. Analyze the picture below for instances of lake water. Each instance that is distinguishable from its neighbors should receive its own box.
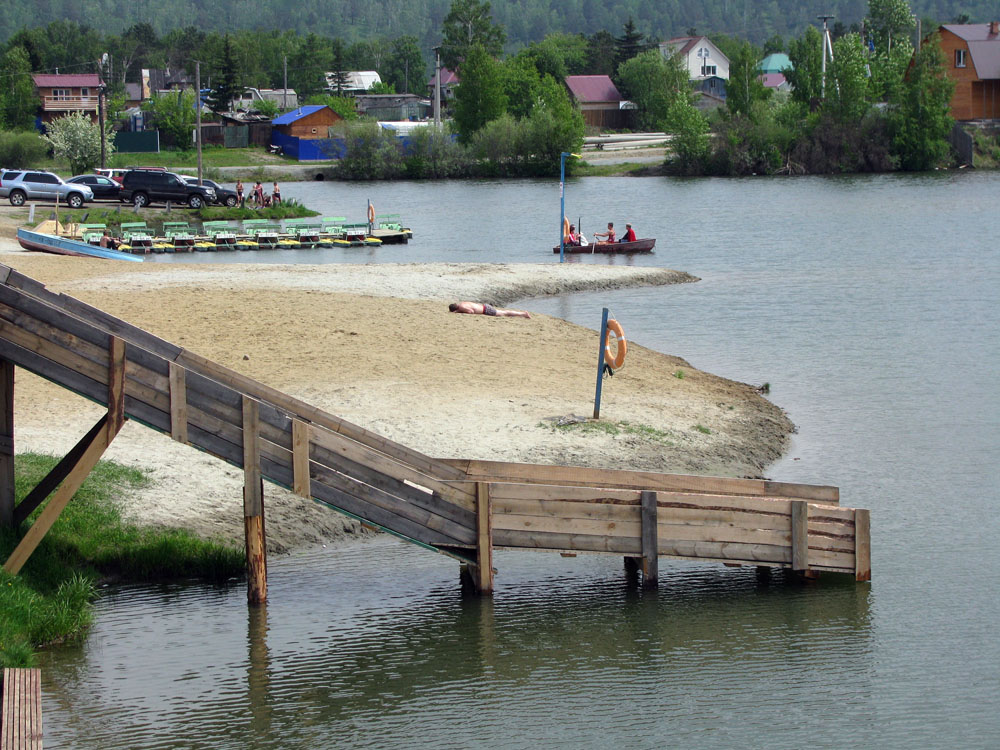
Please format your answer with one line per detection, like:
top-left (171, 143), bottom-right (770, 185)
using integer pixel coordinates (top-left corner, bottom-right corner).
top-left (40, 173), bottom-right (1000, 748)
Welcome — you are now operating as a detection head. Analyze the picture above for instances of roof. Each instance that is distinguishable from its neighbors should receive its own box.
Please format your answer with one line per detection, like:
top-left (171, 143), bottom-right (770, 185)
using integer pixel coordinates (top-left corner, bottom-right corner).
top-left (271, 105), bottom-right (330, 125)
top-left (760, 73), bottom-right (788, 88)
top-left (941, 24), bottom-right (1000, 79)
top-left (662, 37), bottom-right (701, 57)
top-left (428, 68), bottom-right (460, 86)
top-left (564, 75), bottom-right (623, 103)
top-left (758, 53), bottom-right (792, 74)
top-left (32, 74), bottom-right (101, 88)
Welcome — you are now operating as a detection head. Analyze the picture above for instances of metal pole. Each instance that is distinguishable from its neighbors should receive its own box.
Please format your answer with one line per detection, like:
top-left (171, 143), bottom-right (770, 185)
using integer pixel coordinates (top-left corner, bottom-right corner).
top-left (433, 48), bottom-right (441, 127)
top-left (196, 61), bottom-right (203, 185)
top-left (98, 85), bottom-right (106, 169)
top-left (559, 151), bottom-right (567, 263)
top-left (593, 308), bottom-right (609, 419)
top-left (283, 56), bottom-right (288, 109)
top-left (818, 15), bottom-right (835, 100)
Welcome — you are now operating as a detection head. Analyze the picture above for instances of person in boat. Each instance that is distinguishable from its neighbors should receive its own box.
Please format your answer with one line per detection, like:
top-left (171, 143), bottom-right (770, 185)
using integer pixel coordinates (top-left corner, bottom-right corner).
top-left (99, 229), bottom-right (119, 250)
top-left (449, 301), bottom-right (531, 318)
top-left (622, 223), bottom-right (637, 243)
top-left (594, 222), bottom-right (616, 244)
top-left (566, 224), bottom-right (581, 246)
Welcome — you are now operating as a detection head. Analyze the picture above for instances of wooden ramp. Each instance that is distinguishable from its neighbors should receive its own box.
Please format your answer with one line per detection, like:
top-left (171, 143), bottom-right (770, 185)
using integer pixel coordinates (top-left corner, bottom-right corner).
top-left (0, 264), bottom-right (870, 596)
top-left (1, 668), bottom-right (42, 750)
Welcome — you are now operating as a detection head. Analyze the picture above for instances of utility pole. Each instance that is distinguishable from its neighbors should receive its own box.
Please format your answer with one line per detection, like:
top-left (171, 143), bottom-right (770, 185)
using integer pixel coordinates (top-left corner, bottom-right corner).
top-left (283, 56), bottom-right (288, 110)
top-left (195, 60), bottom-right (203, 185)
top-left (433, 46), bottom-right (441, 127)
top-left (818, 15), bottom-right (835, 99)
top-left (98, 53), bottom-right (108, 169)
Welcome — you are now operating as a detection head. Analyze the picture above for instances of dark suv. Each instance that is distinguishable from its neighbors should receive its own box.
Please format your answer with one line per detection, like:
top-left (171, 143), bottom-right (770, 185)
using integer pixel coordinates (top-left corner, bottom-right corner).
top-left (120, 169), bottom-right (216, 209)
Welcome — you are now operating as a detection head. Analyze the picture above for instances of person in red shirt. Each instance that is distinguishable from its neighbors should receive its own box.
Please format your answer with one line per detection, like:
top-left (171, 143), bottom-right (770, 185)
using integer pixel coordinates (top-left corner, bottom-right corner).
top-left (622, 223), bottom-right (637, 242)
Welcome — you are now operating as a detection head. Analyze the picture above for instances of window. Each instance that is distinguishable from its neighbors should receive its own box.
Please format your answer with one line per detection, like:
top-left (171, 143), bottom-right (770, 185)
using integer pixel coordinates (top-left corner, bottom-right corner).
top-left (52, 88), bottom-right (70, 100)
top-left (955, 49), bottom-right (966, 68)
top-left (702, 65), bottom-right (717, 76)
top-left (80, 88), bottom-right (90, 97)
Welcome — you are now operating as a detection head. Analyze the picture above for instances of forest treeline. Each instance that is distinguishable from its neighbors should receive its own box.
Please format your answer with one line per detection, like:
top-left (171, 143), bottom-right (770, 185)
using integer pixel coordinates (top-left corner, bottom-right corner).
top-left (0, 0), bottom-right (994, 52)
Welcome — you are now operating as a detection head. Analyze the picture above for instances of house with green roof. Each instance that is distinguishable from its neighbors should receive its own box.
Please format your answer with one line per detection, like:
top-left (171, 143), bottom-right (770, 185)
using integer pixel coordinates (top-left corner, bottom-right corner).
top-left (758, 53), bottom-right (793, 92)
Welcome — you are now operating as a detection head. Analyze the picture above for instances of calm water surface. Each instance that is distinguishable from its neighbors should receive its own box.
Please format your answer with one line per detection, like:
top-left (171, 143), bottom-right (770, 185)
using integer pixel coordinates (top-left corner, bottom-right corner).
top-left (41, 173), bottom-right (1000, 748)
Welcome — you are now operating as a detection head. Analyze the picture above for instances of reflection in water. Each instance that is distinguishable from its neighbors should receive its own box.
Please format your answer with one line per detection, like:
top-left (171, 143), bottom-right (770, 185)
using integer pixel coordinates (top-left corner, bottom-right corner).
top-left (41, 539), bottom-right (872, 749)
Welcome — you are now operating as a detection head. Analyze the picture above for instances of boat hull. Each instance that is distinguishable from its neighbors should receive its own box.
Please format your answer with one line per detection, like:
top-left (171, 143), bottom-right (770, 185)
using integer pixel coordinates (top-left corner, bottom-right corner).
top-left (552, 238), bottom-right (656, 254)
top-left (17, 228), bottom-right (143, 262)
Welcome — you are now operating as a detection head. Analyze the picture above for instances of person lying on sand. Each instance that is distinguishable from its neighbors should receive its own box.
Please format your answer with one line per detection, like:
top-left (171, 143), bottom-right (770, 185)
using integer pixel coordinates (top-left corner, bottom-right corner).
top-left (449, 301), bottom-right (531, 318)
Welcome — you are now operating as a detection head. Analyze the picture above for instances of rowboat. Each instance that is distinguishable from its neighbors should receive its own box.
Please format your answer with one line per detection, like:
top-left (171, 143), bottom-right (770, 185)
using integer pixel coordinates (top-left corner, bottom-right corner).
top-left (17, 228), bottom-right (143, 262)
top-left (553, 238), bottom-right (656, 254)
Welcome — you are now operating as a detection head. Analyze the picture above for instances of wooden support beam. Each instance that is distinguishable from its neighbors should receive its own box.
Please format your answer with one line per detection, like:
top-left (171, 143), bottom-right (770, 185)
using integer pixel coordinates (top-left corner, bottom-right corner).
top-left (243, 395), bottom-right (267, 605)
top-left (854, 508), bottom-right (871, 582)
top-left (168, 362), bottom-right (188, 443)
top-left (291, 419), bottom-right (310, 498)
top-left (4, 414), bottom-right (117, 575)
top-left (0, 359), bottom-right (12, 528)
top-left (791, 500), bottom-right (809, 572)
top-left (640, 490), bottom-right (658, 587)
top-left (107, 337), bottom-right (125, 439)
top-left (472, 482), bottom-right (494, 594)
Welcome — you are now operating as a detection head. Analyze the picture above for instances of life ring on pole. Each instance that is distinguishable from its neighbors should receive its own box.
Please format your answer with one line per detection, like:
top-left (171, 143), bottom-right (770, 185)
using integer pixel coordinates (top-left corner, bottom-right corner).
top-left (367, 203), bottom-right (375, 224)
top-left (604, 319), bottom-right (627, 370)
top-left (563, 216), bottom-right (570, 239)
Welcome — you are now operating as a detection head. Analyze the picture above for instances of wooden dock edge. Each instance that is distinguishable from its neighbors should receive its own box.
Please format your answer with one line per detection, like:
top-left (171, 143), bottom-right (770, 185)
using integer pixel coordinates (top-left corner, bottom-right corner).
top-left (1, 667), bottom-right (43, 750)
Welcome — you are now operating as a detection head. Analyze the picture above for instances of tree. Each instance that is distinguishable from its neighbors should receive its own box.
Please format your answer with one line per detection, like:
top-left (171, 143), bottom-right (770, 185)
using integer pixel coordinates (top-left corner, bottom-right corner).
top-left (785, 26), bottom-right (823, 106)
top-left (327, 39), bottom-right (350, 97)
top-left (452, 44), bottom-right (507, 142)
top-left (383, 36), bottom-right (425, 94)
top-left (867, 0), bottom-right (915, 56)
top-left (615, 17), bottom-right (650, 69)
top-left (890, 32), bottom-right (954, 170)
top-left (585, 30), bottom-right (617, 76)
top-left (617, 50), bottom-right (688, 131)
top-left (205, 35), bottom-right (242, 114)
top-left (0, 46), bottom-right (37, 131)
top-left (727, 42), bottom-right (770, 118)
top-left (143, 90), bottom-right (197, 150)
top-left (666, 99), bottom-right (709, 173)
top-left (289, 33), bottom-right (332, 99)
top-left (440, 0), bottom-right (506, 71)
top-left (43, 112), bottom-right (114, 175)
top-left (829, 33), bottom-right (871, 120)
top-left (763, 34), bottom-right (785, 54)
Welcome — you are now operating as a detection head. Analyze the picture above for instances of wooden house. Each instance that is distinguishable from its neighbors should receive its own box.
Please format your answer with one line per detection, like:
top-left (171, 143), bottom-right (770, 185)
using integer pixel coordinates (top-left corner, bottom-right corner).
top-left (564, 75), bottom-right (631, 129)
top-left (32, 73), bottom-right (102, 124)
top-left (936, 22), bottom-right (1000, 120)
top-left (270, 105), bottom-right (343, 139)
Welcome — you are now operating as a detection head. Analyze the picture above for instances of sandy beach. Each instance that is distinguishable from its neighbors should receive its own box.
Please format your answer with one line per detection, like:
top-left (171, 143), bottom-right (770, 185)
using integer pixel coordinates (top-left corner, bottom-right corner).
top-left (0, 227), bottom-right (793, 553)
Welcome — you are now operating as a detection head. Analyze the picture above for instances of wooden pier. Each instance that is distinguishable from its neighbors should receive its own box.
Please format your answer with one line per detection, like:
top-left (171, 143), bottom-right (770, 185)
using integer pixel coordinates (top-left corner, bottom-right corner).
top-left (1, 669), bottom-right (42, 750)
top-left (0, 264), bottom-right (870, 599)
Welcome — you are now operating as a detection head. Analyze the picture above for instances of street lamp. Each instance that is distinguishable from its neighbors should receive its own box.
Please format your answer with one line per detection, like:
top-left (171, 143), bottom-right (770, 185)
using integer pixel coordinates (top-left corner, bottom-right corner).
top-left (558, 151), bottom-right (581, 263)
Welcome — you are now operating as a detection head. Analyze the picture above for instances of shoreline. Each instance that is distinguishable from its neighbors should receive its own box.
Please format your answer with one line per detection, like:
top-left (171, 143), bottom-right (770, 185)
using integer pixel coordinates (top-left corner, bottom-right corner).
top-left (0, 239), bottom-right (793, 553)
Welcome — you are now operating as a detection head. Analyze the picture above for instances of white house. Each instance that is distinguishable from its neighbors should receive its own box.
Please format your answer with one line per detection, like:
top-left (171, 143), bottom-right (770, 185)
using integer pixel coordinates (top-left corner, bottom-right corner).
top-left (659, 36), bottom-right (731, 80)
top-left (325, 70), bottom-right (382, 95)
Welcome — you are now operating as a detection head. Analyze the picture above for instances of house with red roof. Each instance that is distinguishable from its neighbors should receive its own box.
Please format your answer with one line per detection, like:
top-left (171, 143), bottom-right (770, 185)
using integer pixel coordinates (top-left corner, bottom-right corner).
top-left (935, 22), bottom-right (1000, 120)
top-left (564, 75), bottom-right (631, 129)
top-left (427, 68), bottom-right (460, 100)
top-left (32, 73), bottom-right (103, 124)
top-left (659, 37), bottom-right (731, 81)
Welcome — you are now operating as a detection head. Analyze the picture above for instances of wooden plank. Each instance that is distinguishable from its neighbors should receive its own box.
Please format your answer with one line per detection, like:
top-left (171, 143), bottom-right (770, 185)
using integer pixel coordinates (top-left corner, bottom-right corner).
top-left (791, 500), bottom-right (809, 571)
top-left (3, 413), bottom-right (117, 575)
top-left (493, 529), bottom-right (640, 554)
top-left (243, 396), bottom-right (262, 517)
top-left (0, 360), bottom-right (12, 528)
top-left (245, 513), bottom-right (267, 605)
top-left (107, 337), bottom-right (126, 438)
top-left (291, 419), bottom-right (310, 498)
top-left (493, 513), bottom-right (642, 538)
top-left (168, 362), bottom-right (188, 443)
top-left (475, 482), bottom-right (493, 593)
top-left (494, 497), bottom-right (641, 523)
top-left (489, 482), bottom-right (641, 504)
top-left (439, 458), bottom-right (840, 504)
top-left (854, 508), bottom-right (871, 582)
top-left (640, 490), bottom-right (658, 585)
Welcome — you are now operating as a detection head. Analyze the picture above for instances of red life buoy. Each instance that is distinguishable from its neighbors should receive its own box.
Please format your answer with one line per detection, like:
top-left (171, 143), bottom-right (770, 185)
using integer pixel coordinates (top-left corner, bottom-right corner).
top-left (604, 319), bottom-right (627, 369)
top-left (367, 203), bottom-right (375, 223)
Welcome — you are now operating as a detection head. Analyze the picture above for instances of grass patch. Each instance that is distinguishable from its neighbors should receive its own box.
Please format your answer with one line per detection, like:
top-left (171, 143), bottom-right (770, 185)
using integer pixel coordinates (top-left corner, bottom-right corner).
top-left (1, 453), bottom-right (244, 667)
top-left (575, 160), bottom-right (657, 177)
top-left (693, 424), bottom-right (712, 435)
top-left (673, 369), bottom-right (685, 379)
top-left (195, 198), bottom-right (318, 222)
top-left (541, 418), bottom-right (674, 445)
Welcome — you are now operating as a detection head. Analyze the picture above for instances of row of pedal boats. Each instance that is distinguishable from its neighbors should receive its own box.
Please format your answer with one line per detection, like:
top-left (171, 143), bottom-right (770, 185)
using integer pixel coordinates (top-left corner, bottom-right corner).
top-left (79, 216), bottom-right (412, 254)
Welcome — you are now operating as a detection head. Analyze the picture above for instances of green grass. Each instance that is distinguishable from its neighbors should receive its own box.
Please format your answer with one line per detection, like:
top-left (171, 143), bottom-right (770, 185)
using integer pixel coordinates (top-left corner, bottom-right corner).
top-left (540, 418), bottom-right (675, 445)
top-left (693, 424), bottom-right (712, 435)
top-left (575, 160), bottom-right (656, 177)
top-left (195, 198), bottom-right (319, 222)
top-left (673, 369), bottom-right (685, 379)
top-left (1, 453), bottom-right (244, 668)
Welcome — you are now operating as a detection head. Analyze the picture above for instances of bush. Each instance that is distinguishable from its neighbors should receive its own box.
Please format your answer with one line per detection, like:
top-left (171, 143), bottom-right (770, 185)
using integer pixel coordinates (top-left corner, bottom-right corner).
top-left (0, 130), bottom-right (48, 168)
top-left (335, 121), bottom-right (403, 180)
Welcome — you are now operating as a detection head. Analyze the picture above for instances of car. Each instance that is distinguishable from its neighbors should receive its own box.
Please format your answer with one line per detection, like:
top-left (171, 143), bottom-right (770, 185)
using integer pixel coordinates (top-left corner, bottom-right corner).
top-left (0, 170), bottom-right (94, 208)
top-left (182, 176), bottom-right (239, 207)
top-left (120, 169), bottom-right (216, 209)
top-left (68, 174), bottom-right (125, 201)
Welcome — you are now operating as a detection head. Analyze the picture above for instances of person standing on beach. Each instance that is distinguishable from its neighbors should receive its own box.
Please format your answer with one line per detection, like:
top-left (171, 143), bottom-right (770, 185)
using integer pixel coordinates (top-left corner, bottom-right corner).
top-left (253, 181), bottom-right (265, 207)
top-left (272, 182), bottom-right (281, 205)
top-left (236, 179), bottom-right (244, 207)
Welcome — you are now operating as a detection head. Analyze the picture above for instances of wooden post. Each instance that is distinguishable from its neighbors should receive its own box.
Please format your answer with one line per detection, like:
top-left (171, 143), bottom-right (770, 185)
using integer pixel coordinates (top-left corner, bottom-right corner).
top-left (473, 482), bottom-right (494, 594)
top-left (291, 419), bottom-right (311, 498)
top-left (243, 396), bottom-right (267, 605)
top-left (107, 337), bottom-right (126, 438)
top-left (593, 307), bottom-right (609, 419)
top-left (854, 508), bottom-right (871, 582)
top-left (0, 359), bottom-right (13, 528)
top-left (168, 362), bottom-right (188, 443)
top-left (640, 490), bottom-right (658, 587)
top-left (791, 500), bottom-right (809, 572)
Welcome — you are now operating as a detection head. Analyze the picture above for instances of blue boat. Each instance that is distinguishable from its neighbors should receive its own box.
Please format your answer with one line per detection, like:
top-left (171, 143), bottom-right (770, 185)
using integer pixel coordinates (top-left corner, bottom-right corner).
top-left (16, 228), bottom-right (143, 262)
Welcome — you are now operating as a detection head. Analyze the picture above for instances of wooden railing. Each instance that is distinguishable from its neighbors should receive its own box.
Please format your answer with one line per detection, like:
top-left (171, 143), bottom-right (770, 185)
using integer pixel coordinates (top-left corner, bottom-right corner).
top-left (41, 96), bottom-right (98, 111)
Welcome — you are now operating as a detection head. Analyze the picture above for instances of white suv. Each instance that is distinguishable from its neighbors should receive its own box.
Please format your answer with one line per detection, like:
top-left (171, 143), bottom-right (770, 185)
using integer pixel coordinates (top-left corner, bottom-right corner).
top-left (0, 170), bottom-right (94, 208)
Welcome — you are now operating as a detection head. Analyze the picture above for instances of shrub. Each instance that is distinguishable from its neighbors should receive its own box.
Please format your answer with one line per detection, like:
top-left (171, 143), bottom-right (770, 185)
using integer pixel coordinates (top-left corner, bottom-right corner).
top-left (0, 130), bottom-right (48, 168)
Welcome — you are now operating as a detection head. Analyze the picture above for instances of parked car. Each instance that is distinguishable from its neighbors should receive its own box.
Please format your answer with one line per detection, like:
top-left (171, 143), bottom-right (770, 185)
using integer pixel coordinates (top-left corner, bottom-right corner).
top-left (0, 170), bottom-right (94, 208)
top-left (182, 176), bottom-right (239, 207)
top-left (120, 169), bottom-right (216, 208)
top-left (68, 174), bottom-right (125, 201)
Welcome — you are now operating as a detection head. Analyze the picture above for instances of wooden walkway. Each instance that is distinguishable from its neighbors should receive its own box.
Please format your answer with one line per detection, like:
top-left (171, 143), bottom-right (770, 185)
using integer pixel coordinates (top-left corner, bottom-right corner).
top-left (1, 669), bottom-right (42, 750)
top-left (0, 263), bottom-right (870, 597)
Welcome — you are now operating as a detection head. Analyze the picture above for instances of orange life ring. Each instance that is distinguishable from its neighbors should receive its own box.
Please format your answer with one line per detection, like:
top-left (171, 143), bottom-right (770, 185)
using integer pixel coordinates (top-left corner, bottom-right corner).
top-left (367, 203), bottom-right (375, 223)
top-left (604, 319), bottom-right (627, 369)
